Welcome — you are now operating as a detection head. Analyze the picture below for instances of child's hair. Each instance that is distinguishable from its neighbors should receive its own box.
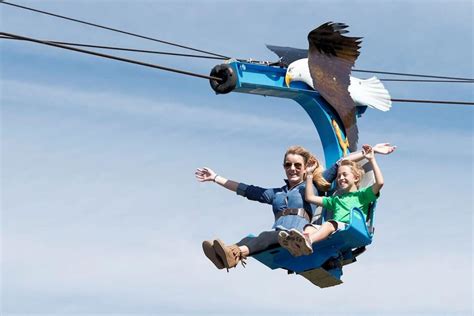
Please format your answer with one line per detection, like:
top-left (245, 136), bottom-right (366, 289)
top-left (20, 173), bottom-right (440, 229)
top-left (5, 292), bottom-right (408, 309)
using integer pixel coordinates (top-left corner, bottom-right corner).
top-left (284, 146), bottom-right (331, 192)
top-left (339, 160), bottom-right (365, 188)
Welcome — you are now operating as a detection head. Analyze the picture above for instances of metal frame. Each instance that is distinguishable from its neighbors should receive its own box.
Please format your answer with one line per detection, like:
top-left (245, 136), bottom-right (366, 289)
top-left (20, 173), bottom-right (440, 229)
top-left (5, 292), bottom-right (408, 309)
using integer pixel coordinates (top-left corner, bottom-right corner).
top-left (227, 61), bottom-right (346, 167)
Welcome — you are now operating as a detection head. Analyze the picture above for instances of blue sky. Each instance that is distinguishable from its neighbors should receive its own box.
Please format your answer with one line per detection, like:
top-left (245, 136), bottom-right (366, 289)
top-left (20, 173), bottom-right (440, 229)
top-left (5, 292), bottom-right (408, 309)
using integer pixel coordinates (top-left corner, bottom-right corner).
top-left (1, 0), bottom-right (473, 315)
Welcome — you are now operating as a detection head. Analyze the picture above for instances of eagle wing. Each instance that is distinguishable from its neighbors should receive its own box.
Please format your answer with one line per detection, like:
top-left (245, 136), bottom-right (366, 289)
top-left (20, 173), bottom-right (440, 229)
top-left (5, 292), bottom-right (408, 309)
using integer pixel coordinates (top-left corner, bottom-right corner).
top-left (308, 22), bottom-right (362, 151)
top-left (266, 44), bottom-right (308, 67)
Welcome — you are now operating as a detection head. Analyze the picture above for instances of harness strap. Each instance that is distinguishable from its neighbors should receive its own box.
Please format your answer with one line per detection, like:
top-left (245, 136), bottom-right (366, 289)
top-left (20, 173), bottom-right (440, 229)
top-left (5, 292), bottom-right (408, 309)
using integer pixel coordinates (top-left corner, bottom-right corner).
top-left (274, 208), bottom-right (310, 222)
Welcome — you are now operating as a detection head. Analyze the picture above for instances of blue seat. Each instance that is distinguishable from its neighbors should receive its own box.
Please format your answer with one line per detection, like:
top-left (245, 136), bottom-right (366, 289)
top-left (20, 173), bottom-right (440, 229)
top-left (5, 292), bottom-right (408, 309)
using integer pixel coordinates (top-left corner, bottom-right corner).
top-left (250, 206), bottom-right (375, 288)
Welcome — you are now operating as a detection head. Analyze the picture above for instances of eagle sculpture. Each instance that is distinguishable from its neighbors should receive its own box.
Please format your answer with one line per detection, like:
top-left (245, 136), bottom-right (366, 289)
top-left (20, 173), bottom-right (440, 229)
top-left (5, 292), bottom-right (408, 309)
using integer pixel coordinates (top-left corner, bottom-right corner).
top-left (267, 22), bottom-right (392, 151)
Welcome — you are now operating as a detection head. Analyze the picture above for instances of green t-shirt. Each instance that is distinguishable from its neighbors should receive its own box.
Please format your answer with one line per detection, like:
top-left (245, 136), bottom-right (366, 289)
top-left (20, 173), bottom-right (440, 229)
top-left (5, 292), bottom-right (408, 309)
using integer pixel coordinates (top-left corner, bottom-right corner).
top-left (322, 186), bottom-right (378, 224)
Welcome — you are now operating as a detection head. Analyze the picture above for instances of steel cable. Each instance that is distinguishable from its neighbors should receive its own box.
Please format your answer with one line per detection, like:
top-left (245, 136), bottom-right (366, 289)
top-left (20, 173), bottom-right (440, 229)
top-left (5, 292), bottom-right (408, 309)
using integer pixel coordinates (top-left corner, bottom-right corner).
top-left (1, 32), bottom-right (223, 81)
top-left (1, 0), bottom-right (231, 59)
top-left (0, 35), bottom-right (227, 60)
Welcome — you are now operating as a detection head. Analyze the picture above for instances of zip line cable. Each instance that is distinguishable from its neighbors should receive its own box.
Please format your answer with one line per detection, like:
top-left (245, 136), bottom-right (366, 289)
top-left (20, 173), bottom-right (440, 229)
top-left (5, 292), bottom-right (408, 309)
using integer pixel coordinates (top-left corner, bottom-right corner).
top-left (391, 99), bottom-right (474, 105)
top-left (0, 32), bottom-right (223, 82)
top-left (379, 78), bottom-right (473, 83)
top-left (3, 1), bottom-right (473, 82)
top-left (2, 35), bottom-right (473, 83)
top-left (0, 0), bottom-right (230, 59)
top-left (2, 31), bottom-right (473, 105)
top-left (0, 35), bottom-right (227, 60)
top-left (2, 37), bottom-right (472, 85)
top-left (352, 69), bottom-right (473, 81)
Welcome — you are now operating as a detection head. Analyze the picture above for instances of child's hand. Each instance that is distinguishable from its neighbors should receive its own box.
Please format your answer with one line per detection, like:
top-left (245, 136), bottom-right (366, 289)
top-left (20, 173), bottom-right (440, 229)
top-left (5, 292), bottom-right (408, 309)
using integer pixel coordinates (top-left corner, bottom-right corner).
top-left (373, 143), bottom-right (397, 155)
top-left (362, 145), bottom-right (375, 160)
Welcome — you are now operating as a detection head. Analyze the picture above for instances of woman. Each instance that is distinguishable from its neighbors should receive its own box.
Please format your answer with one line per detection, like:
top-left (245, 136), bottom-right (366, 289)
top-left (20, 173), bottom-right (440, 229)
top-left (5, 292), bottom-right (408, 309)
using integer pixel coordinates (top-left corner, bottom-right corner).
top-left (195, 143), bottom-right (395, 270)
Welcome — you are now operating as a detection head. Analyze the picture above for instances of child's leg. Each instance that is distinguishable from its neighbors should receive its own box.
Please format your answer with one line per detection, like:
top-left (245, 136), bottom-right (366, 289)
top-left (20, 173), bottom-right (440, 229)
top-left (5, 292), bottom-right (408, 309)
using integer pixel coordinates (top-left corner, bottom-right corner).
top-left (304, 221), bottom-right (337, 244)
top-left (280, 222), bottom-right (339, 257)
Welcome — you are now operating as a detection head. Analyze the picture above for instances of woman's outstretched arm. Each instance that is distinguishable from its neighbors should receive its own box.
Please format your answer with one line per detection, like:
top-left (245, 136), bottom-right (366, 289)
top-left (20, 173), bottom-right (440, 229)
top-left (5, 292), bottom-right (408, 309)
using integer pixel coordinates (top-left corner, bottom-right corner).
top-left (343, 143), bottom-right (396, 162)
top-left (195, 167), bottom-right (239, 192)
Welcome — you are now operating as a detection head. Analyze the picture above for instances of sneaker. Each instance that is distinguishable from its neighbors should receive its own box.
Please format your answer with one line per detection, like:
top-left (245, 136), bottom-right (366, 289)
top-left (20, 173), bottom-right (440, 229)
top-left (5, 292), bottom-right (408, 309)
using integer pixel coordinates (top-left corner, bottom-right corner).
top-left (202, 240), bottom-right (225, 269)
top-left (289, 229), bottom-right (313, 256)
top-left (278, 230), bottom-right (302, 257)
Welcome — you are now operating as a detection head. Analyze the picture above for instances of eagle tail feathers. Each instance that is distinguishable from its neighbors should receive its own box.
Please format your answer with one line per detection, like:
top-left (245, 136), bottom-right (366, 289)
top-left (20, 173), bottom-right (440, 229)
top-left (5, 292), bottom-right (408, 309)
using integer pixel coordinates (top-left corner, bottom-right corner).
top-left (348, 76), bottom-right (392, 112)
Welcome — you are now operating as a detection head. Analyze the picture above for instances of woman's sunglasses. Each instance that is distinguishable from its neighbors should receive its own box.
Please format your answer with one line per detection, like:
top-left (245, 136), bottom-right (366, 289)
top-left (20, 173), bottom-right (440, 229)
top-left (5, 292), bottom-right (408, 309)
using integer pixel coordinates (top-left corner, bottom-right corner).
top-left (283, 162), bottom-right (303, 170)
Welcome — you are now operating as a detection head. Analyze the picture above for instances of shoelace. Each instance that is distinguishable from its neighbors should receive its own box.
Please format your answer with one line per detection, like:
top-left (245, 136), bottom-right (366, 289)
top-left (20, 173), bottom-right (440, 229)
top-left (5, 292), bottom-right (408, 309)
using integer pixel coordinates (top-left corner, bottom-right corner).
top-left (239, 255), bottom-right (247, 268)
top-left (225, 249), bottom-right (247, 272)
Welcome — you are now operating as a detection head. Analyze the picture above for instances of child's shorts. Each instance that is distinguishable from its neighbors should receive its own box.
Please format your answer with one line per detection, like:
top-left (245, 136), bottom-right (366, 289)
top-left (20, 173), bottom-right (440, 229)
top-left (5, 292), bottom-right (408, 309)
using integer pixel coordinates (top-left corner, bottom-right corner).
top-left (305, 220), bottom-right (347, 232)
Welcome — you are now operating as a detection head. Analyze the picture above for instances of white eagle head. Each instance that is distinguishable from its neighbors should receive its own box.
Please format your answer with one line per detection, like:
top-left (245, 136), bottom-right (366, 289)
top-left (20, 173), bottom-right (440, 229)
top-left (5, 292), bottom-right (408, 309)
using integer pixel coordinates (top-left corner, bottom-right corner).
top-left (285, 58), bottom-right (313, 88)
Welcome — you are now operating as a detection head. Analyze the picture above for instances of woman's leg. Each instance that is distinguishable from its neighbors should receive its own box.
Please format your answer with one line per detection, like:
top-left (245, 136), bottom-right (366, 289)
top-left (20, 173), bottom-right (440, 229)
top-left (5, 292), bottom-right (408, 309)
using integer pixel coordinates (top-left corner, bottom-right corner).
top-left (237, 230), bottom-right (279, 256)
top-left (239, 245), bottom-right (250, 257)
top-left (206, 231), bottom-right (278, 270)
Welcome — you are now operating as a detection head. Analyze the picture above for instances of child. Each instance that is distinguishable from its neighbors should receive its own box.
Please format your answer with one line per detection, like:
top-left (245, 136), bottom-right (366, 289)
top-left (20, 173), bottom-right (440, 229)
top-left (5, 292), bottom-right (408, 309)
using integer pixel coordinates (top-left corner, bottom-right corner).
top-left (278, 145), bottom-right (384, 256)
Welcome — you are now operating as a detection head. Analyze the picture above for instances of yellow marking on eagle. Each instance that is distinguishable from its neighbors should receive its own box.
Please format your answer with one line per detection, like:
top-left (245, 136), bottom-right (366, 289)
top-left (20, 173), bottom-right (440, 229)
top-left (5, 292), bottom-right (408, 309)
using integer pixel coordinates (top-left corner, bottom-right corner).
top-left (332, 119), bottom-right (349, 156)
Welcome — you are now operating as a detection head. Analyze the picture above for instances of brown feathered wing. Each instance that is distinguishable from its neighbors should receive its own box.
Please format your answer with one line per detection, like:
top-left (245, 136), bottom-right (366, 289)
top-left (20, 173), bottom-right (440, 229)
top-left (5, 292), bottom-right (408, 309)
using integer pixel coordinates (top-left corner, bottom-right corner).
top-left (307, 22), bottom-right (362, 151)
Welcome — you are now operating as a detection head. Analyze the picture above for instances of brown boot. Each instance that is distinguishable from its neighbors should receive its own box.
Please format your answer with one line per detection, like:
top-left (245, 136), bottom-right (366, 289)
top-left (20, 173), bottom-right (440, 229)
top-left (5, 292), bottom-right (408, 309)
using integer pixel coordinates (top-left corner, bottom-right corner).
top-left (202, 240), bottom-right (225, 269)
top-left (213, 239), bottom-right (246, 269)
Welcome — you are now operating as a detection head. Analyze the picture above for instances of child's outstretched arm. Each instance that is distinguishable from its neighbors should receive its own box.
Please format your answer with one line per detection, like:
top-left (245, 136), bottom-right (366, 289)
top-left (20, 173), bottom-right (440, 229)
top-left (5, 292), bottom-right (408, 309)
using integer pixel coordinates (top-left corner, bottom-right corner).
top-left (305, 163), bottom-right (324, 206)
top-left (362, 145), bottom-right (384, 195)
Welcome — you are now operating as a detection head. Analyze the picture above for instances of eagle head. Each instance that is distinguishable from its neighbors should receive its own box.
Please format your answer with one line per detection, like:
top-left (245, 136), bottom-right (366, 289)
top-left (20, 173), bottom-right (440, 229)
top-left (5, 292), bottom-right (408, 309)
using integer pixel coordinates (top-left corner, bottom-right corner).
top-left (285, 58), bottom-right (313, 88)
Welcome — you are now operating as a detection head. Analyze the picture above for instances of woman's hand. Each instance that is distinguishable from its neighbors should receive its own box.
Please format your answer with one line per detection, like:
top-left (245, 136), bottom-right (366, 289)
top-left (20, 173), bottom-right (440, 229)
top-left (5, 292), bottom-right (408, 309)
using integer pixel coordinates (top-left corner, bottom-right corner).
top-left (306, 161), bottom-right (317, 175)
top-left (373, 143), bottom-right (396, 155)
top-left (195, 167), bottom-right (217, 182)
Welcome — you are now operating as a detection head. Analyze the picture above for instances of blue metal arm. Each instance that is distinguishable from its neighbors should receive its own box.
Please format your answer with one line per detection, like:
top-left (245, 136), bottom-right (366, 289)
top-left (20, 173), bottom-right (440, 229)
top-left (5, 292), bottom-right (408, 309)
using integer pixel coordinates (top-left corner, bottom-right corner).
top-left (224, 61), bottom-right (348, 167)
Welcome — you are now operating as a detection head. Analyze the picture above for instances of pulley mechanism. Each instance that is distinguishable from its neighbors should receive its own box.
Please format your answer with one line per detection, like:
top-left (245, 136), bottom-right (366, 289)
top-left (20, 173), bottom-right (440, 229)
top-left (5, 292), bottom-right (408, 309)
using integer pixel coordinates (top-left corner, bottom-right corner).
top-left (209, 63), bottom-right (237, 94)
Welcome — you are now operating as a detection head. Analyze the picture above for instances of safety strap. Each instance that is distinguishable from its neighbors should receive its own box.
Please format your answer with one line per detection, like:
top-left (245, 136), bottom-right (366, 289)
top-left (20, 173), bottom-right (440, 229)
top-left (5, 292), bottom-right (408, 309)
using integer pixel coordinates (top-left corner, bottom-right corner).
top-left (274, 208), bottom-right (310, 221)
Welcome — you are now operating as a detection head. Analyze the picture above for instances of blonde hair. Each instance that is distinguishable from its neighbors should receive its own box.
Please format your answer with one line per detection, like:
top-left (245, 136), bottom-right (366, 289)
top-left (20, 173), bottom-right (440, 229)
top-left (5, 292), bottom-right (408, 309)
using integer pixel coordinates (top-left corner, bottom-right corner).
top-left (310, 157), bottom-right (331, 192)
top-left (284, 146), bottom-right (331, 192)
top-left (339, 160), bottom-right (365, 188)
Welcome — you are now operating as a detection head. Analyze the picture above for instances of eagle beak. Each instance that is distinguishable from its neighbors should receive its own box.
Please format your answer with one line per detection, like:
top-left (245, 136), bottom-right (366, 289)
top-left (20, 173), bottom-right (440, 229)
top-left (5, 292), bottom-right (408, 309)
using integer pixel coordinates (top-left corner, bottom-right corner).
top-left (285, 73), bottom-right (292, 87)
